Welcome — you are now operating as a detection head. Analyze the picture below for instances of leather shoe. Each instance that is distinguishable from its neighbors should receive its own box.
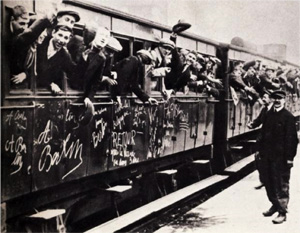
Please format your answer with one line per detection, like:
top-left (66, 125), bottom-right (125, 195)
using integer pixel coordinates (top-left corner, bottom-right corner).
top-left (263, 206), bottom-right (277, 217)
top-left (272, 213), bottom-right (286, 224)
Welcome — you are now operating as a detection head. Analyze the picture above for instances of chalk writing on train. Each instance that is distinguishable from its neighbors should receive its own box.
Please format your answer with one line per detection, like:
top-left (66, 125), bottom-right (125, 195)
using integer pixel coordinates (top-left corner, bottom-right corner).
top-left (37, 120), bottom-right (83, 179)
top-left (5, 135), bottom-right (26, 175)
top-left (92, 118), bottom-right (108, 148)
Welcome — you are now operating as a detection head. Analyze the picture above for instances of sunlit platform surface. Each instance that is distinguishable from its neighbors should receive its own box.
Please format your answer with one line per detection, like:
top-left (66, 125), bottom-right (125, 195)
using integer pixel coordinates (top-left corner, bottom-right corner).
top-left (155, 150), bottom-right (300, 233)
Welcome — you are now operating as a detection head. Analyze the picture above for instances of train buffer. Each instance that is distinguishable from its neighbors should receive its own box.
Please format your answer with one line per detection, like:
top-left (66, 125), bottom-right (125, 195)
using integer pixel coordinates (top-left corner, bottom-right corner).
top-left (105, 185), bottom-right (132, 217)
top-left (25, 209), bottom-right (66, 233)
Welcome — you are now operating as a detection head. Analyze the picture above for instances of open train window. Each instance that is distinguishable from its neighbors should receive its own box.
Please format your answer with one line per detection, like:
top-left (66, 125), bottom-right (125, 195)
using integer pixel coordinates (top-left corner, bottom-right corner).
top-left (133, 40), bottom-right (144, 55)
top-left (113, 36), bottom-right (130, 63)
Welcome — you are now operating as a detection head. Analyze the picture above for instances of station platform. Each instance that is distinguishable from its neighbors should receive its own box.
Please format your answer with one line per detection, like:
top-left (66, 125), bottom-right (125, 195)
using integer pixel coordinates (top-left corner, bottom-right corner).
top-left (155, 151), bottom-right (300, 233)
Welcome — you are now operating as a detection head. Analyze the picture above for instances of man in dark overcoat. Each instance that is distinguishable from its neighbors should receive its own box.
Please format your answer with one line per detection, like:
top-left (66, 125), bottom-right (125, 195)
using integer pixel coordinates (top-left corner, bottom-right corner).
top-left (259, 90), bottom-right (298, 224)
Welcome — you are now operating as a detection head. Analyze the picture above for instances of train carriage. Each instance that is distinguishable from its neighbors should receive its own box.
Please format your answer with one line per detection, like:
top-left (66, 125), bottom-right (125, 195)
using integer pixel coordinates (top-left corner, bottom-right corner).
top-left (1, 0), bottom-right (299, 232)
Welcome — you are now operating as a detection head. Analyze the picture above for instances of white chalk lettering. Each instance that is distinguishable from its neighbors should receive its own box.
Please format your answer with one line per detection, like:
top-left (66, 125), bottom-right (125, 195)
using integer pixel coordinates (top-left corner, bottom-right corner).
top-left (37, 120), bottom-right (52, 144)
top-left (92, 118), bottom-right (107, 148)
top-left (38, 133), bottom-right (83, 179)
top-left (5, 111), bottom-right (14, 125)
top-left (10, 152), bottom-right (23, 175)
top-left (114, 111), bottom-right (130, 129)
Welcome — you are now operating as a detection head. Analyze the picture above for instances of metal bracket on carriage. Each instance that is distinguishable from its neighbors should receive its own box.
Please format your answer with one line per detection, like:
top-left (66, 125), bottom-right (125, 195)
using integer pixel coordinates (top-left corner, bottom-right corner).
top-left (134, 99), bottom-right (166, 105)
top-left (174, 99), bottom-right (201, 104)
top-left (70, 101), bottom-right (114, 106)
top-left (206, 98), bottom-right (220, 103)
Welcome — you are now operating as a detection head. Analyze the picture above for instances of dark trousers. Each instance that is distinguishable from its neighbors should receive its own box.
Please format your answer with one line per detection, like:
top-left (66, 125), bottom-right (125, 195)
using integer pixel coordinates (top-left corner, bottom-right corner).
top-left (255, 152), bottom-right (264, 183)
top-left (260, 156), bottom-right (291, 214)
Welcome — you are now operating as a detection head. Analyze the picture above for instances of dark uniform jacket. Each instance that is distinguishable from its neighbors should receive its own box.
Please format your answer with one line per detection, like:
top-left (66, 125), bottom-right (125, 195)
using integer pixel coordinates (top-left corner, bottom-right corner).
top-left (260, 107), bottom-right (298, 161)
top-left (76, 49), bottom-right (106, 100)
top-left (36, 36), bottom-right (77, 89)
top-left (112, 56), bottom-right (149, 102)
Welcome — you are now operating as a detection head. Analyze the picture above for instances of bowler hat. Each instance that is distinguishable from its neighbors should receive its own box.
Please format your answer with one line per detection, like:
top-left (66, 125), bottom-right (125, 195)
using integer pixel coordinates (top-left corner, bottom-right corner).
top-left (159, 38), bottom-right (175, 50)
top-left (270, 90), bottom-right (286, 99)
top-left (243, 60), bottom-right (256, 71)
top-left (57, 9), bottom-right (80, 22)
top-left (172, 19), bottom-right (191, 33)
top-left (106, 37), bottom-right (123, 52)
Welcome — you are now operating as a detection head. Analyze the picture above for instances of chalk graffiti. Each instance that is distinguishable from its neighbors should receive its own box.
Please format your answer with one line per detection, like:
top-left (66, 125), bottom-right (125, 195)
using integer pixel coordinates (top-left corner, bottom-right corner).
top-left (38, 133), bottom-right (83, 180)
top-left (112, 130), bottom-right (136, 149)
top-left (114, 111), bottom-right (130, 129)
top-left (132, 106), bottom-right (147, 130)
top-left (37, 120), bottom-right (52, 144)
top-left (5, 110), bottom-right (27, 129)
top-left (37, 121), bottom-right (83, 179)
top-left (5, 135), bottom-right (26, 175)
top-left (92, 118), bottom-right (107, 148)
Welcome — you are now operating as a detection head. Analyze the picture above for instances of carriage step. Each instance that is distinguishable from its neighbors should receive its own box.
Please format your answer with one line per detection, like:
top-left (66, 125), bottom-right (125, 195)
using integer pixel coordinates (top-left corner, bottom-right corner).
top-left (231, 146), bottom-right (243, 150)
top-left (26, 209), bottom-right (66, 233)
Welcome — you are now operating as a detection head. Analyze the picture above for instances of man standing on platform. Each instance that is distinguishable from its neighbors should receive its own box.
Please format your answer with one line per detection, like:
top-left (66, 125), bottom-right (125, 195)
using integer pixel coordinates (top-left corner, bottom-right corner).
top-left (259, 90), bottom-right (298, 224)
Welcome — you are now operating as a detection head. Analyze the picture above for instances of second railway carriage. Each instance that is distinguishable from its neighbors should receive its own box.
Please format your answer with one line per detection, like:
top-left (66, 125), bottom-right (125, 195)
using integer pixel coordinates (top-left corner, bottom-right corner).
top-left (1, 0), bottom-right (299, 232)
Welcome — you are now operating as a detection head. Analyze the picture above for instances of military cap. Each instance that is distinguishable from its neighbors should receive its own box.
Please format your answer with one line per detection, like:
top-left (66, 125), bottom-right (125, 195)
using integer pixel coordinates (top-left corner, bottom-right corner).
top-left (57, 9), bottom-right (80, 22)
top-left (172, 19), bottom-right (191, 33)
top-left (243, 60), bottom-right (256, 71)
top-left (106, 37), bottom-right (123, 52)
top-left (137, 49), bottom-right (153, 64)
top-left (159, 38), bottom-right (175, 50)
top-left (270, 90), bottom-right (286, 99)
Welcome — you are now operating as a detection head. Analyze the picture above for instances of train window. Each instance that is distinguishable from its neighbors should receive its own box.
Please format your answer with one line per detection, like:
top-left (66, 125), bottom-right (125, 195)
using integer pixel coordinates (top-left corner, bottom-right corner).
top-left (133, 40), bottom-right (144, 55)
top-left (113, 37), bottom-right (130, 63)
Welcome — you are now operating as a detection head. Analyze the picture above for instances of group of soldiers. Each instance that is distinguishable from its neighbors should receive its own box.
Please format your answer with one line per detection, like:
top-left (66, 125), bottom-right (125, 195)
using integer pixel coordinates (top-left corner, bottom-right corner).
top-left (229, 59), bottom-right (300, 105)
top-left (8, 4), bottom-right (300, 114)
top-left (6, 5), bottom-right (226, 110)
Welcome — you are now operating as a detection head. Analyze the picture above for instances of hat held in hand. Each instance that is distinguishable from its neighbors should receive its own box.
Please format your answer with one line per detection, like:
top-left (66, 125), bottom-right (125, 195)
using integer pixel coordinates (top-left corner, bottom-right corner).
top-left (172, 19), bottom-right (191, 33)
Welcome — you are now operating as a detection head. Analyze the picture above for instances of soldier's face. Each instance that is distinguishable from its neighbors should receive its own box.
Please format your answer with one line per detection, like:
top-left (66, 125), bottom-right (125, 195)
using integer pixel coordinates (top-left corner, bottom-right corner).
top-left (36, 30), bottom-right (47, 45)
top-left (273, 97), bottom-right (285, 109)
top-left (159, 46), bottom-right (172, 57)
top-left (262, 94), bottom-right (271, 105)
top-left (57, 15), bottom-right (76, 29)
top-left (52, 29), bottom-right (72, 49)
top-left (15, 16), bottom-right (30, 30)
top-left (94, 29), bottom-right (110, 48)
top-left (186, 53), bottom-right (196, 66)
